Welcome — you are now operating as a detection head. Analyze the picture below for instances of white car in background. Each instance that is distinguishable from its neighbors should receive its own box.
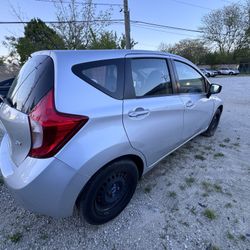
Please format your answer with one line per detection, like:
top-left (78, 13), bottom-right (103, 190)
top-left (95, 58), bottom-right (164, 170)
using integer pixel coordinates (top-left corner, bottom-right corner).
top-left (199, 68), bottom-right (218, 77)
top-left (218, 68), bottom-right (239, 75)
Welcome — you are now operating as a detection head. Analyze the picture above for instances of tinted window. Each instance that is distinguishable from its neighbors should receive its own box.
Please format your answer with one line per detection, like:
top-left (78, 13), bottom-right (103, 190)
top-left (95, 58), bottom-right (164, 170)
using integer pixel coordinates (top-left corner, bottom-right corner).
top-left (81, 64), bottom-right (117, 93)
top-left (7, 55), bottom-right (54, 113)
top-left (174, 61), bottom-right (205, 94)
top-left (72, 59), bottom-right (124, 99)
top-left (130, 59), bottom-right (172, 97)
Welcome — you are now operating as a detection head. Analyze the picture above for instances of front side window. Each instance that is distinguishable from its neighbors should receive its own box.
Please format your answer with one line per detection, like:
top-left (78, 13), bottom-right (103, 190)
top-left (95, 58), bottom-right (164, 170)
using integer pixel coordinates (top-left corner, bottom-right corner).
top-left (130, 58), bottom-right (172, 97)
top-left (174, 61), bottom-right (206, 94)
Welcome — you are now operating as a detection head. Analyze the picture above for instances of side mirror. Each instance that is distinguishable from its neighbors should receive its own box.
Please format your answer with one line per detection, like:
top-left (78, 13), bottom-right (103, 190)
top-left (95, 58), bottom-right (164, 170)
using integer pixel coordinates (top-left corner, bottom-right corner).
top-left (207, 84), bottom-right (222, 98)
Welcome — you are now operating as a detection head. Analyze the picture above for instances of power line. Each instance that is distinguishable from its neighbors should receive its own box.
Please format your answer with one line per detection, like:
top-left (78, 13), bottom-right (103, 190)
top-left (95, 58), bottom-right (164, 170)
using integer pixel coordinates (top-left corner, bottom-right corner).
top-left (130, 23), bottom-right (199, 38)
top-left (0, 19), bottom-right (124, 24)
top-left (131, 20), bottom-right (203, 34)
top-left (169, 0), bottom-right (212, 10)
top-left (35, 0), bottom-right (122, 7)
top-left (0, 19), bottom-right (204, 34)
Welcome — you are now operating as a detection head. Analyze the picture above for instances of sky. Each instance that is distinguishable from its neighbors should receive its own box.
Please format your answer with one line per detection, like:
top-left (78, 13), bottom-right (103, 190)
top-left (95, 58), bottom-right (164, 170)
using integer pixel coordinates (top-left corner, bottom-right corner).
top-left (0, 0), bottom-right (241, 56)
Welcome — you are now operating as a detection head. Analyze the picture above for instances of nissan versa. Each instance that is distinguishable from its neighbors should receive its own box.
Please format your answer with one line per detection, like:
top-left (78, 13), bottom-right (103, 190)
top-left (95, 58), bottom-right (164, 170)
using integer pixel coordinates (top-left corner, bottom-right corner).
top-left (0, 50), bottom-right (222, 225)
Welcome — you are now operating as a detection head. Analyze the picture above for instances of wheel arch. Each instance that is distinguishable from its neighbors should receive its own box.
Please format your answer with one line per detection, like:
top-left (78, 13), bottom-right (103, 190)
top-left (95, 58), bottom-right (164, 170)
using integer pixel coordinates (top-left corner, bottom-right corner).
top-left (75, 153), bottom-right (145, 207)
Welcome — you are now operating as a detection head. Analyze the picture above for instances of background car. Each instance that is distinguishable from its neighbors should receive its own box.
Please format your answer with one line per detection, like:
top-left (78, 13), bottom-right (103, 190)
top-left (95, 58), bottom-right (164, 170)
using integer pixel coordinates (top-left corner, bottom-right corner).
top-left (0, 77), bottom-right (14, 97)
top-left (218, 68), bottom-right (239, 75)
top-left (199, 68), bottom-right (217, 77)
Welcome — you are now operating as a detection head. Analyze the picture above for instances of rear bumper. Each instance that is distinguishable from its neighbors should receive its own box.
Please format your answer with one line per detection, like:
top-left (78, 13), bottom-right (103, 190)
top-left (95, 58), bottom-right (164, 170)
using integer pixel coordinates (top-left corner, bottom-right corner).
top-left (0, 134), bottom-right (87, 218)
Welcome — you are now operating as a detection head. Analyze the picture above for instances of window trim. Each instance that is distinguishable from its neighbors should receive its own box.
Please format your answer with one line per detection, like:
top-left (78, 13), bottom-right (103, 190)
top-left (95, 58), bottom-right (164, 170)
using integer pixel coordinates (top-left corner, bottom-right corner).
top-left (124, 57), bottom-right (176, 99)
top-left (172, 59), bottom-right (208, 95)
top-left (72, 58), bottom-right (125, 100)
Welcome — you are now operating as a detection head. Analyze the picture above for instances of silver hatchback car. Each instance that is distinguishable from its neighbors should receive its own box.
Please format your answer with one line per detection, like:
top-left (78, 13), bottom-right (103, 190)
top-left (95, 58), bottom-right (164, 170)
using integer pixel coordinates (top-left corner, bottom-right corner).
top-left (0, 50), bottom-right (222, 224)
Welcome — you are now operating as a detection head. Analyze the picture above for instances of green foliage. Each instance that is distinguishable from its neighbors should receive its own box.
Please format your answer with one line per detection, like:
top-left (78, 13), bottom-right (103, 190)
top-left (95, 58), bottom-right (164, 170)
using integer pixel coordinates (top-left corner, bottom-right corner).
top-left (8, 232), bottom-right (23, 243)
top-left (159, 39), bottom-right (209, 64)
top-left (11, 18), bottom-right (65, 64)
top-left (203, 208), bottom-right (216, 220)
top-left (88, 30), bottom-right (136, 49)
top-left (0, 56), bottom-right (5, 65)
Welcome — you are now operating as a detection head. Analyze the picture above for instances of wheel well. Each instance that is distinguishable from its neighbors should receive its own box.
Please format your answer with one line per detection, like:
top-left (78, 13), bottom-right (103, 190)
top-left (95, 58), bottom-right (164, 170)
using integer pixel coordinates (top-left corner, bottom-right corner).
top-left (75, 154), bottom-right (144, 207)
top-left (106, 154), bottom-right (144, 179)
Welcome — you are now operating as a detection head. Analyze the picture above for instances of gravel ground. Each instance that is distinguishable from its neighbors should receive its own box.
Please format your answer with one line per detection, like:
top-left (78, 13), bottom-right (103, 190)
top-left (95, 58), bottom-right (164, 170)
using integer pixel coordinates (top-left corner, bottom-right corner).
top-left (0, 76), bottom-right (250, 250)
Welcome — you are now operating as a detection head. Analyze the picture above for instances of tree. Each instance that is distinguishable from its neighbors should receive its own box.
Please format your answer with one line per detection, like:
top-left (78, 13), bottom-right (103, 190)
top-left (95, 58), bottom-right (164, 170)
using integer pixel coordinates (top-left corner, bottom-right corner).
top-left (0, 57), bottom-right (4, 66)
top-left (53, 0), bottom-right (112, 49)
top-left (201, 3), bottom-right (248, 54)
top-left (159, 39), bottom-right (209, 64)
top-left (4, 19), bottom-right (65, 64)
top-left (88, 31), bottom-right (137, 49)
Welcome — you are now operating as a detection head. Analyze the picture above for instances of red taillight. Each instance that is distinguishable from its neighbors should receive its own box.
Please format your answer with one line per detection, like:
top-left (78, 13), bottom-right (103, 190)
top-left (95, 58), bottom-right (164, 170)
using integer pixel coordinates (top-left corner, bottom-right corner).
top-left (28, 89), bottom-right (88, 158)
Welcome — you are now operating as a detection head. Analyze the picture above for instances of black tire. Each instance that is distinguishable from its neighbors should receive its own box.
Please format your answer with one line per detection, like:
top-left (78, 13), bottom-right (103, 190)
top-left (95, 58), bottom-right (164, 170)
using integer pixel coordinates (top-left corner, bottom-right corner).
top-left (79, 160), bottom-right (139, 225)
top-left (202, 109), bottom-right (221, 137)
top-left (229, 72), bottom-right (233, 75)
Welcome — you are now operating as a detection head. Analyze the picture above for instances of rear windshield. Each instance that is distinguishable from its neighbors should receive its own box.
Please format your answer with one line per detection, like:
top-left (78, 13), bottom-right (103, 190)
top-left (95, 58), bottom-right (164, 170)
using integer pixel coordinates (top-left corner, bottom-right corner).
top-left (7, 55), bottom-right (54, 114)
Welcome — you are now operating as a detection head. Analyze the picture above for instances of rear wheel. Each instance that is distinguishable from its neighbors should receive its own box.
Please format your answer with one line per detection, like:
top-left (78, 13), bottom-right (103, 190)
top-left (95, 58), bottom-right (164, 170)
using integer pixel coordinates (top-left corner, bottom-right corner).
top-left (202, 109), bottom-right (221, 137)
top-left (79, 160), bottom-right (138, 225)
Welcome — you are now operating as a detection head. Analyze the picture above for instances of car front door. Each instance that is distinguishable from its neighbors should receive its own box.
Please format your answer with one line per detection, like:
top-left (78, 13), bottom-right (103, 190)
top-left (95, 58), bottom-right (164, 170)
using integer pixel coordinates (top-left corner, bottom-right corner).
top-left (172, 60), bottom-right (214, 141)
top-left (122, 56), bottom-right (184, 167)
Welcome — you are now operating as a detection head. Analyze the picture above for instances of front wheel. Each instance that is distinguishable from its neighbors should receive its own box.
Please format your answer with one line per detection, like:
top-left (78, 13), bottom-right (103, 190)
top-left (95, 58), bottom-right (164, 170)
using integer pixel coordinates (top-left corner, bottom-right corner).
top-left (202, 109), bottom-right (221, 137)
top-left (79, 160), bottom-right (139, 225)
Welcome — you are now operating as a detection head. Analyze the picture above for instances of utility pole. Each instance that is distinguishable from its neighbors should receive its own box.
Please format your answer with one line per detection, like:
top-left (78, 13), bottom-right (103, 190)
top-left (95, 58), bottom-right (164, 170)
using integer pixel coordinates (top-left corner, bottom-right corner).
top-left (123, 0), bottom-right (131, 49)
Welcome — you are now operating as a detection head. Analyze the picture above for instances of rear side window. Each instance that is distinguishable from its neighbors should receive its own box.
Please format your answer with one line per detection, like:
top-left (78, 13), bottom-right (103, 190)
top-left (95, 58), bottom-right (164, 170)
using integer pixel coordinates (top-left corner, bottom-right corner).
top-left (174, 61), bottom-right (206, 94)
top-left (129, 58), bottom-right (172, 97)
top-left (7, 55), bottom-right (54, 114)
top-left (72, 59), bottom-right (124, 99)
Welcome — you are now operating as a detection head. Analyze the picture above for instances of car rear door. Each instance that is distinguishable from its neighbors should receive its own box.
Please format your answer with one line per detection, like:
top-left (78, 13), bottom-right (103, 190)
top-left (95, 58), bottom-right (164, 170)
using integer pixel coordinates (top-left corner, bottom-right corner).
top-left (171, 59), bottom-right (214, 141)
top-left (122, 55), bottom-right (184, 167)
top-left (0, 55), bottom-right (54, 165)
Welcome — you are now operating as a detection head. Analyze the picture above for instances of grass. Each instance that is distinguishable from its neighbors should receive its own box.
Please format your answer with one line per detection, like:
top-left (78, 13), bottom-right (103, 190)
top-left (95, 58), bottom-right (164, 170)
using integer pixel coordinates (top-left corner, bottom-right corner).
top-left (233, 142), bottom-right (240, 147)
top-left (202, 192), bottom-right (209, 197)
top-left (203, 209), bottom-right (216, 220)
top-left (190, 206), bottom-right (197, 215)
top-left (8, 232), bottom-right (23, 243)
top-left (213, 183), bottom-right (223, 193)
top-left (144, 185), bottom-right (152, 193)
top-left (194, 154), bottom-right (206, 161)
top-left (219, 143), bottom-right (226, 148)
top-left (239, 234), bottom-right (246, 241)
top-left (210, 246), bottom-right (220, 250)
top-left (168, 191), bottom-right (177, 198)
top-left (224, 203), bottom-right (232, 208)
top-left (214, 152), bottom-right (225, 158)
top-left (40, 232), bottom-right (49, 240)
top-left (204, 145), bottom-right (212, 151)
top-left (201, 181), bottom-right (213, 192)
top-left (185, 177), bottom-right (195, 187)
top-left (201, 181), bottom-right (223, 193)
top-left (224, 138), bottom-right (230, 143)
top-left (226, 231), bottom-right (234, 240)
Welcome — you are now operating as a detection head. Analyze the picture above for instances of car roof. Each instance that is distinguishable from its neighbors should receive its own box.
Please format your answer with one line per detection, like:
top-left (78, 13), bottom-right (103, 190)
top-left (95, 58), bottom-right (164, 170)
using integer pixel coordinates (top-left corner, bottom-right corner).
top-left (31, 49), bottom-right (196, 70)
top-left (32, 49), bottom-right (186, 61)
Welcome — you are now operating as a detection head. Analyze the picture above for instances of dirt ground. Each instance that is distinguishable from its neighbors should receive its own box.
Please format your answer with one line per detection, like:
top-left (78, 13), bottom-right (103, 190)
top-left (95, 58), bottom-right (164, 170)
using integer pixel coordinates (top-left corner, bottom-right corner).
top-left (0, 76), bottom-right (249, 250)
